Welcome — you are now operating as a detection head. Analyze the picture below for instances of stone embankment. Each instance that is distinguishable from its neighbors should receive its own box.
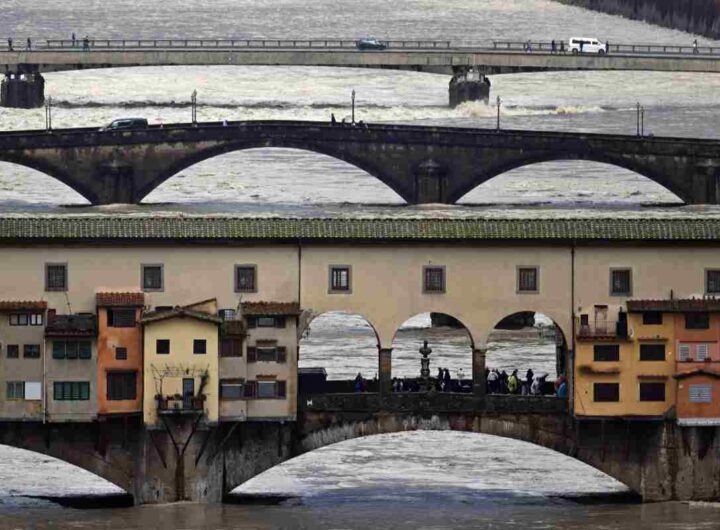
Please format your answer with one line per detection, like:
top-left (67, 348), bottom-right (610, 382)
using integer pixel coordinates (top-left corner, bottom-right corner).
top-left (553, 0), bottom-right (720, 39)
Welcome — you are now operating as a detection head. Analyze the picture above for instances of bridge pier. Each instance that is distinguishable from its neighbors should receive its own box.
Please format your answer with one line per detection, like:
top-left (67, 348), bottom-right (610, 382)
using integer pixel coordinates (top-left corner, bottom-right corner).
top-left (378, 348), bottom-right (392, 399)
top-left (449, 67), bottom-right (490, 108)
top-left (415, 159), bottom-right (448, 203)
top-left (472, 348), bottom-right (487, 397)
top-left (1, 71), bottom-right (45, 109)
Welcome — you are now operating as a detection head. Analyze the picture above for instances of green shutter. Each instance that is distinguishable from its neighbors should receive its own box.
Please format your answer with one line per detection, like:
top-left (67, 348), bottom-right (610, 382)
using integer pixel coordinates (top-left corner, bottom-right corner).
top-left (80, 382), bottom-right (90, 400)
top-left (66, 341), bottom-right (78, 359)
top-left (52, 341), bottom-right (65, 359)
top-left (53, 382), bottom-right (63, 400)
top-left (78, 341), bottom-right (92, 359)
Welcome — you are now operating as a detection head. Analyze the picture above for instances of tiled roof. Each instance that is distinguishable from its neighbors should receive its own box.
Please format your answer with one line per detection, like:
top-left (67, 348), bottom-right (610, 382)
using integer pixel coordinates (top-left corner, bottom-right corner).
top-left (45, 313), bottom-right (97, 337)
top-left (242, 302), bottom-right (302, 316)
top-left (674, 369), bottom-right (720, 380)
top-left (96, 292), bottom-right (145, 307)
top-left (0, 300), bottom-right (47, 311)
top-left (141, 307), bottom-right (222, 325)
top-left (3, 216), bottom-right (720, 242)
top-left (627, 299), bottom-right (720, 312)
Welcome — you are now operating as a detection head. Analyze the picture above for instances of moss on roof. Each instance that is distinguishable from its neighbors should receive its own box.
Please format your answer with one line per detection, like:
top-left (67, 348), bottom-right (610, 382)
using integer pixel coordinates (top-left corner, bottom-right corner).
top-left (2, 216), bottom-right (720, 242)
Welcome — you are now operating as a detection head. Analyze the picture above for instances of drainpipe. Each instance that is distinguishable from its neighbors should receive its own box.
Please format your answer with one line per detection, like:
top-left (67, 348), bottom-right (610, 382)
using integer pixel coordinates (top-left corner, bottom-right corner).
top-left (569, 244), bottom-right (576, 416)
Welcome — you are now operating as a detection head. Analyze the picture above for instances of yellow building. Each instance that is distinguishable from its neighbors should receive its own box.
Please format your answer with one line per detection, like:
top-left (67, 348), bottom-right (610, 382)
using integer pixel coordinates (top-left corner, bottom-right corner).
top-left (141, 299), bottom-right (221, 426)
top-left (574, 306), bottom-right (675, 418)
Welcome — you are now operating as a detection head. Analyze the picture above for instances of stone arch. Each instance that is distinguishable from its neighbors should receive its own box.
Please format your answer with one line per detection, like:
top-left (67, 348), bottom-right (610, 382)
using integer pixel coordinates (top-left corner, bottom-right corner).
top-left (474, 306), bottom-right (571, 348)
top-left (451, 152), bottom-right (690, 204)
top-left (0, 155), bottom-right (96, 203)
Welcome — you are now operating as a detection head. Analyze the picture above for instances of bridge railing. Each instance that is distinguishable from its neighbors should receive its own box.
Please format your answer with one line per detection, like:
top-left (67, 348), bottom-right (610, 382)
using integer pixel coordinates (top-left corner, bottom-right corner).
top-left (492, 40), bottom-right (720, 55)
top-left (42, 38), bottom-right (452, 50)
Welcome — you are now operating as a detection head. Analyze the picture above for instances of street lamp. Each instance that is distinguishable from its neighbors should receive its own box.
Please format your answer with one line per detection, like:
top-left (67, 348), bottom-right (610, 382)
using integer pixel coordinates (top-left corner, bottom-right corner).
top-left (45, 96), bottom-right (52, 131)
top-left (351, 89), bottom-right (355, 125)
top-left (191, 90), bottom-right (197, 124)
top-left (496, 95), bottom-right (501, 131)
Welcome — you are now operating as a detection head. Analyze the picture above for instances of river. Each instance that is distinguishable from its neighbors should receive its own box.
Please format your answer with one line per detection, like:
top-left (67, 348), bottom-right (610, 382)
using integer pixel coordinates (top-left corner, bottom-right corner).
top-left (1, 0), bottom-right (720, 527)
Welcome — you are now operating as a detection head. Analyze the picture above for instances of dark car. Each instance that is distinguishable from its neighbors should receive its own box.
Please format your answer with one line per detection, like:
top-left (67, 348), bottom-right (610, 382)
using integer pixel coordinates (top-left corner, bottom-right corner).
top-left (355, 37), bottom-right (386, 51)
top-left (99, 117), bottom-right (148, 131)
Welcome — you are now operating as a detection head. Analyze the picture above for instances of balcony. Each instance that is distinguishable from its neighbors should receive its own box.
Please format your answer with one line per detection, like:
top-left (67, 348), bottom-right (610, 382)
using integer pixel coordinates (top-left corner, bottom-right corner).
top-left (156, 394), bottom-right (206, 415)
top-left (577, 319), bottom-right (628, 340)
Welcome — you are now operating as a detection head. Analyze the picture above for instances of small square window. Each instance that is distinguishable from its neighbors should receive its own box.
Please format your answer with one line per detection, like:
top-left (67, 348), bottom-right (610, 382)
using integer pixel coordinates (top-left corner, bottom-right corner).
top-left (685, 312), bottom-right (709, 330)
top-left (23, 344), bottom-right (40, 359)
top-left (609, 269), bottom-right (632, 296)
top-left (642, 312), bottom-right (663, 325)
top-left (639, 382), bottom-right (665, 402)
top-left (142, 264), bottom-right (164, 291)
top-left (46, 263), bottom-right (67, 291)
top-left (593, 382), bottom-right (620, 402)
top-left (423, 266), bottom-right (445, 294)
top-left (706, 269), bottom-right (720, 294)
top-left (329, 266), bottom-right (351, 293)
top-left (115, 347), bottom-right (128, 360)
top-left (7, 344), bottom-right (19, 359)
top-left (108, 308), bottom-right (136, 327)
top-left (235, 265), bottom-right (257, 293)
top-left (156, 339), bottom-right (170, 355)
top-left (517, 267), bottom-right (539, 293)
top-left (193, 339), bottom-right (207, 355)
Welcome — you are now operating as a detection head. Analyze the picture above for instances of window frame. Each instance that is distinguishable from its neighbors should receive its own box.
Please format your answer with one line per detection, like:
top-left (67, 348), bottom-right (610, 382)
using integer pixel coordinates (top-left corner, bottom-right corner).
top-left (193, 339), bottom-right (207, 355)
top-left (107, 307), bottom-right (136, 328)
top-left (705, 268), bottom-right (720, 295)
top-left (141, 263), bottom-right (164, 292)
top-left (609, 267), bottom-right (632, 297)
top-left (516, 266), bottom-right (539, 294)
top-left (115, 346), bottom-right (128, 360)
top-left (220, 338), bottom-right (243, 358)
top-left (6, 344), bottom-right (19, 359)
top-left (593, 344), bottom-right (620, 362)
top-left (106, 371), bottom-right (137, 401)
top-left (23, 344), bottom-right (41, 359)
top-left (219, 378), bottom-right (245, 400)
top-left (639, 343), bottom-right (665, 361)
top-left (642, 312), bottom-right (663, 325)
top-left (678, 343), bottom-right (691, 361)
top-left (639, 381), bottom-right (666, 402)
top-left (6, 381), bottom-right (24, 400)
top-left (45, 262), bottom-right (68, 292)
top-left (53, 381), bottom-right (90, 401)
top-left (685, 312), bottom-right (710, 330)
top-left (328, 265), bottom-right (352, 294)
top-left (422, 265), bottom-right (446, 294)
top-left (593, 382), bottom-right (620, 402)
top-left (234, 264), bottom-right (258, 293)
top-left (689, 384), bottom-right (712, 403)
top-left (156, 339), bottom-right (170, 355)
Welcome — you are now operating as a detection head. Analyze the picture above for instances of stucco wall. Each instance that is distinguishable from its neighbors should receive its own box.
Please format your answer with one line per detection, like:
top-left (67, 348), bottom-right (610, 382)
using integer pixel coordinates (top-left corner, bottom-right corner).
top-left (45, 339), bottom-right (98, 422)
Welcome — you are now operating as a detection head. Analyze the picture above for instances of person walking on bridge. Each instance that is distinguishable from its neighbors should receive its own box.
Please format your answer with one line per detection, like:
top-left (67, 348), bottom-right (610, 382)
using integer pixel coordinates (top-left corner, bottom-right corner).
top-left (693, 39), bottom-right (699, 55)
top-left (71, 33), bottom-right (76, 47)
top-left (331, 113), bottom-right (337, 126)
top-left (83, 36), bottom-right (90, 51)
top-left (559, 40), bottom-right (565, 54)
top-left (26, 38), bottom-right (31, 51)
top-left (508, 369), bottom-right (519, 394)
top-left (7, 38), bottom-right (12, 51)
top-left (551, 40), bottom-right (556, 54)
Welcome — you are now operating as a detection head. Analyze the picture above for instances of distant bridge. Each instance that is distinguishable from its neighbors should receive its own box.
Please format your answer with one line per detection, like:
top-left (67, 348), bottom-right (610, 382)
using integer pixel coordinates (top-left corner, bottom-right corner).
top-left (1, 120), bottom-right (720, 205)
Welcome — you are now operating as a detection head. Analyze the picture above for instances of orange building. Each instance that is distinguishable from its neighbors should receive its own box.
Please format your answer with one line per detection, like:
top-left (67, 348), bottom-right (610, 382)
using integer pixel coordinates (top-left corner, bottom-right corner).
top-left (96, 292), bottom-right (144, 416)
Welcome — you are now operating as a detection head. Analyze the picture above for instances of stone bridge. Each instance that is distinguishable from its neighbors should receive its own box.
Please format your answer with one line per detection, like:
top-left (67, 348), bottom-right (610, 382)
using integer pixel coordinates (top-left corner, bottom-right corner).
top-left (1, 120), bottom-right (720, 205)
top-left (1, 393), bottom-right (718, 504)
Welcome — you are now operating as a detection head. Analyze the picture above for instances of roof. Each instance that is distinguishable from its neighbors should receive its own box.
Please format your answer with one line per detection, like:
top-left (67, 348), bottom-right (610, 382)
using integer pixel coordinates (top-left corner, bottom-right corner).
top-left (141, 307), bottom-right (222, 325)
top-left (0, 300), bottom-right (47, 312)
top-left (4, 216), bottom-right (720, 242)
top-left (45, 313), bottom-right (97, 337)
top-left (242, 302), bottom-right (302, 316)
top-left (96, 292), bottom-right (145, 307)
top-left (627, 299), bottom-right (720, 313)
top-left (673, 369), bottom-right (720, 380)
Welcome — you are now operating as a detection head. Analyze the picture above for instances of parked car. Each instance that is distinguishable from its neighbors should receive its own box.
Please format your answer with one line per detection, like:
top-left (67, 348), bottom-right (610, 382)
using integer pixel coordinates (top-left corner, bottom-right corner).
top-left (355, 37), bottom-right (386, 50)
top-left (568, 37), bottom-right (606, 55)
top-left (99, 117), bottom-right (149, 131)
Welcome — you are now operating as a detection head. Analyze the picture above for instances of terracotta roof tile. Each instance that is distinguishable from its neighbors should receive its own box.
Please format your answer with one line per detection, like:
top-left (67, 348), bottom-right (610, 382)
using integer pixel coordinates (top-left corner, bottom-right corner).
top-left (96, 292), bottom-right (145, 307)
top-left (0, 300), bottom-right (47, 311)
top-left (45, 313), bottom-right (97, 337)
top-left (627, 299), bottom-right (720, 312)
top-left (242, 302), bottom-right (301, 316)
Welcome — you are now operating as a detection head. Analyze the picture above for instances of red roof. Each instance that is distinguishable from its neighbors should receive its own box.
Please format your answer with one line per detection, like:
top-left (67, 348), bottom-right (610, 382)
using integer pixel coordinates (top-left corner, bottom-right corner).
top-left (0, 300), bottom-right (47, 312)
top-left (241, 302), bottom-right (301, 316)
top-left (96, 292), bottom-right (145, 307)
top-left (627, 299), bottom-right (720, 313)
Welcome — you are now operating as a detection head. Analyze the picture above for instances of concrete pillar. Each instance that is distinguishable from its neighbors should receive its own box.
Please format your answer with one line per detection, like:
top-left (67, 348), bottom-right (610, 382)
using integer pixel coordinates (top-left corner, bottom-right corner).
top-left (378, 348), bottom-right (392, 399)
top-left (472, 348), bottom-right (487, 397)
top-left (566, 349), bottom-right (575, 413)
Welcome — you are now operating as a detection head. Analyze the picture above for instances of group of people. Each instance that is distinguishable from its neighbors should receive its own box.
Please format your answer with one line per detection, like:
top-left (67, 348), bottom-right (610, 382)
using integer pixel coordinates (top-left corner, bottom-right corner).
top-left (486, 368), bottom-right (566, 397)
top-left (7, 34), bottom-right (91, 51)
top-left (330, 113), bottom-right (368, 128)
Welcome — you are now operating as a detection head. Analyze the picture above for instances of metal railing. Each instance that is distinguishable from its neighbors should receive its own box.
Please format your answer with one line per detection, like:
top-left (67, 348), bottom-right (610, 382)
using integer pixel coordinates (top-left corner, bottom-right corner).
top-left (577, 319), bottom-right (628, 339)
top-left (491, 40), bottom-right (720, 55)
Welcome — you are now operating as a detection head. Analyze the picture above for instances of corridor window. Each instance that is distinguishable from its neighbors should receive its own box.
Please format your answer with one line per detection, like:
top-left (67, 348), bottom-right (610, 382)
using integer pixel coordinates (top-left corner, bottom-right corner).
top-left (685, 312), bottom-right (709, 330)
top-left (642, 312), bottom-right (663, 325)
top-left (53, 381), bottom-right (90, 401)
top-left (51, 340), bottom-right (91, 359)
top-left (609, 268), bottom-right (632, 296)
top-left (106, 372), bottom-right (137, 401)
top-left (156, 339), bottom-right (170, 355)
top-left (593, 382), bottom-right (620, 402)
top-left (639, 344), bottom-right (665, 361)
top-left (6, 344), bottom-right (19, 359)
top-left (593, 344), bottom-right (620, 362)
top-left (45, 263), bottom-right (67, 291)
top-left (23, 344), bottom-right (40, 359)
top-left (235, 265), bottom-right (257, 293)
top-left (6, 381), bottom-right (24, 400)
top-left (706, 269), bottom-right (720, 294)
top-left (193, 339), bottom-right (207, 355)
top-left (517, 267), bottom-right (539, 293)
top-left (689, 384), bottom-right (712, 403)
top-left (423, 266), bottom-right (446, 293)
top-left (142, 264), bottom-right (163, 291)
top-left (639, 382), bottom-right (666, 402)
top-left (108, 308), bottom-right (136, 327)
top-left (329, 265), bottom-right (351, 293)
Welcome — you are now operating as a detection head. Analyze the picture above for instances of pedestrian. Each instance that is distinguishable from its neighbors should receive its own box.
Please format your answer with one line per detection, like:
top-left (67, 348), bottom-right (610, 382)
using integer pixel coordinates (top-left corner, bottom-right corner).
top-left (487, 369), bottom-right (499, 394)
top-left (331, 113), bottom-right (336, 126)
top-left (557, 380), bottom-right (567, 398)
top-left (500, 370), bottom-right (509, 394)
top-left (551, 39), bottom-right (556, 54)
top-left (354, 372), bottom-right (363, 393)
top-left (559, 40), bottom-right (565, 54)
top-left (7, 38), bottom-right (12, 51)
top-left (693, 39), bottom-right (699, 55)
top-left (605, 40), bottom-right (609, 54)
top-left (508, 369), bottom-right (519, 394)
top-left (579, 40), bottom-right (584, 53)
top-left (71, 33), bottom-right (76, 47)
top-left (26, 37), bottom-right (31, 51)
top-left (83, 36), bottom-right (90, 51)
top-left (531, 376), bottom-right (541, 396)
top-left (443, 368), bottom-right (451, 391)
top-left (525, 368), bottom-right (534, 394)
top-left (222, 119), bottom-right (228, 127)
top-left (525, 40), bottom-right (532, 53)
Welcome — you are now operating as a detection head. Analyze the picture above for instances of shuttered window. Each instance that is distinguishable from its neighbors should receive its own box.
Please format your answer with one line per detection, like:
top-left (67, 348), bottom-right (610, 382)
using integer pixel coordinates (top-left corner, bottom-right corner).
top-left (106, 372), bottom-right (137, 401)
top-left (242, 380), bottom-right (286, 399)
top-left (706, 270), bottom-right (720, 294)
top-left (249, 345), bottom-right (287, 363)
top-left (685, 312), bottom-right (709, 330)
top-left (517, 267), bottom-right (538, 293)
top-left (220, 379), bottom-right (244, 399)
top-left (696, 343), bottom-right (710, 361)
top-left (220, 338), bottom-right (242, 357)
top-left (108, 308), bottom-right (136, 327)
top-left (689, 384), bottom-right (712, 403)
top-left (53, 381), bottom-right (90, 401)
top-left (330, 266), bottom-right (351, 292)
top-left (6, 381), bottom-right (24, 400)
top-left (678, 343), bottom-right (691, 361)
top-left (235, 265), bottom-right (257, 292)
top-left (639, 344), bottom-right (665, 361)
top-left (6, 344), bottom-right (19, 359)
top-left (51, 341), bottom-right (91, 360)
top-left (46, 263), bottom-right (67, 291)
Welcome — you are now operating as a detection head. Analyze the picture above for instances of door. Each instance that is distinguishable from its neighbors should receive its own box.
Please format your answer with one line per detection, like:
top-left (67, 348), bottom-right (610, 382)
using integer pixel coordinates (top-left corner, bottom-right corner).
top-left (594, 305), bottom-right (608, 334)
top-left (182, 378), bottom-right (195, 409)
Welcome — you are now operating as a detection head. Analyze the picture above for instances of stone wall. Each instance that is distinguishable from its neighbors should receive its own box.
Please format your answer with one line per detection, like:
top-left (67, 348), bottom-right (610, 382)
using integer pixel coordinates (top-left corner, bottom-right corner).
top-left (553, 0), bottom-right (720, 39)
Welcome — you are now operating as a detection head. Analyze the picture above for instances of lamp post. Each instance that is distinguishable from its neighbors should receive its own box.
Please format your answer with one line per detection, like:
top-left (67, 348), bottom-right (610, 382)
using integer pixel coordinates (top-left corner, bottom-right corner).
top-left (351, 89), bottom-right (355, 125)
top-left (496, 95), bottom-right (501, 131)
top-left (419, 340), bottom-right (432, 392)
top-left (191, 90), bottom-right (197, 124)
top-left (45, 96), bottom-right (52, 131)
top-left (636, 102), bottom-right (640, 136)
top-left (641, 106), bottom-right (645, 136)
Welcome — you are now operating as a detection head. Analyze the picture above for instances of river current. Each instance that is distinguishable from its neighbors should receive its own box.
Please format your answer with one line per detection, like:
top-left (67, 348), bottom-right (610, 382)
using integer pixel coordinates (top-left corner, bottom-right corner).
top-left (2, 0), bottom-right (720, 528)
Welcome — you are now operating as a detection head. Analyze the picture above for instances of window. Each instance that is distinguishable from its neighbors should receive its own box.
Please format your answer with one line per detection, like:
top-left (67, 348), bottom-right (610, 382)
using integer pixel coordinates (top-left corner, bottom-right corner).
top-left (218, 308), bottom-right (236, 321)
top-left (9, 313), bottom-right (28, 326)
top-left (642, 312), bottom-right (663, 325)
top-left (593, 383), bottom-right (620, 402)
top-left (220, 379), bottom-right (244, 399)
top-left (706, 269), bottom-right (720, 294)
top-left (220, 338), bottom-right (242, 357)
top-left (609, 268), bottom-right (632, 296)
top-left (593, 344), bottom-right (620, 362)
top-left (235, 265), bottom-right (257, 293)
top-left (23, 344), bottom-right (40, 359)
top-left (53, 381), bottom-right (90, 401)
top-left (423, 266), bottom-right (446, 294)
top-left (678, 343), bottom-right (691, 361)
top-left (106, 372), bottom-right (137, 401)
top-left (52, 340), bottom-right (92, 360)
top-left (193, 339), bottom-right (207, 355)
top-left (247, 345), bottom-right (287, 363)
top-left (248, 316), bottom-right (285, 328)
top-left (329, 266), bottom-right (351, 293)
top-left (689, 384), bottom-right (712, 403)
top-left (517, 267), bottom-right (539, 293)
top-left (30, 313), bottom-right (43, 326)
top-left (685, 312), bottom-right (709, 330)
top-left (108, 308), bottom-right (136, 327)
top-left (24, 382), bottom-right (42, 400)
top-left (255, 380), bottom-right (287, 399)
top-left (115, 347), bottom-right (128, 360)
top-left (142, 264), bottom-right (163, 291)
top-left (696, 343), bottom-right (710, 361)
top-left (6, 381), bottom-right (24, 400)
top-left (45, 263), bottom-right (67, 291)
top-left (639, 382), bottom-right (666, 402)
top-left (639, 344), bottom-right (665, 361)
top-left (7, 344), bottom-right (19, 359)
top-left (156, 339), bottom-right (170, 355)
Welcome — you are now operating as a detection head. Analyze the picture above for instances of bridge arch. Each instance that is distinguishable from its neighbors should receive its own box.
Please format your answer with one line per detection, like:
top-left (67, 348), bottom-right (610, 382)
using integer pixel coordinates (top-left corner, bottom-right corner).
top-left (453, 153), bottom-right (690, 204)
top-left (0, 157), bottom-right (96, 204)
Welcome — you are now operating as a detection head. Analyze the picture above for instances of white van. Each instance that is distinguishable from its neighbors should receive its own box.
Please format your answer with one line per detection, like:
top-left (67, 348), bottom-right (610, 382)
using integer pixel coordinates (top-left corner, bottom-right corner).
top-left (568, 37), bottom-right (607, 54)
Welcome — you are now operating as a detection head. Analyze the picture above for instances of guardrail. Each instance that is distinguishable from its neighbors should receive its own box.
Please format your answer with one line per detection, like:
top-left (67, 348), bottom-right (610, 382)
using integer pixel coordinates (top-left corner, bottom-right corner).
top-left (42, 38), bottom-right (452, 50)
top-left (492, 40), bottom-right (720, 55)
